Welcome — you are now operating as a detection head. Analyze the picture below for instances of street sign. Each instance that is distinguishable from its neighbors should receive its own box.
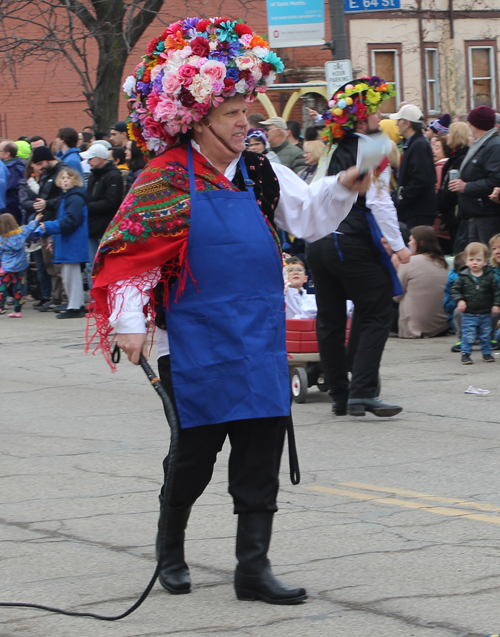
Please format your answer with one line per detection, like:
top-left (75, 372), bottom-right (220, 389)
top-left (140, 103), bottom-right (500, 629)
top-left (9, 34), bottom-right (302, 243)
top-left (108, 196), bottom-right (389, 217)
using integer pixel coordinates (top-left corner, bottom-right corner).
top-left (325, 60), bottom-right (352, 98)
top-left (266, 0), bottom-right (325, 48)
top-left (345, 0), bottom-right (400, 12)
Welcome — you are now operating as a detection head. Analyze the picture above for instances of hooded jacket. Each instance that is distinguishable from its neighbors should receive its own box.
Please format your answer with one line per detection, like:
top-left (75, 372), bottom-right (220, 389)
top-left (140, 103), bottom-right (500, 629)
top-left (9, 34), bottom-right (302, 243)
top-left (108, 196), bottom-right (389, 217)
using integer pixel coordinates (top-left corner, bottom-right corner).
top-left (42, 185), bottom-right (89, 263)
top-left (87, 161), bottom-right (124, 238)
top-left (37, 161), bottom-right (70, 221)
top-left (0, 219), bottom-right (39, 272)
top-left (56, 147), bottom-right (84, 177)
top-left (451, 264), bottom-right (500, 314)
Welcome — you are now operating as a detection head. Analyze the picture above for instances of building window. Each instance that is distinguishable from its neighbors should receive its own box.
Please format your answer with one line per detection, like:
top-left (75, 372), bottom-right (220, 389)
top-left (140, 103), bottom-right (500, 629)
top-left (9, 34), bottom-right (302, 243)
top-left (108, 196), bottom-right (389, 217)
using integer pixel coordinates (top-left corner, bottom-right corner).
top-left (425, 48), bottom-right (440, 114)
top-left (368, 45), bottom-right (402, 113)
top-left (467, 45), bottom-right (496, 109)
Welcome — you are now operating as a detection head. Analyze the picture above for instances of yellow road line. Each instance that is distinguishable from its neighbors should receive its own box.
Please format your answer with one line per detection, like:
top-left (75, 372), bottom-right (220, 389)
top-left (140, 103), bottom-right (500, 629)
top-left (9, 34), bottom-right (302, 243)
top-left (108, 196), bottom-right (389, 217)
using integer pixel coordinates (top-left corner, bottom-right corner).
top-left (306, 486), bottom-right (500, 525)
top-left (341, 482), bottom-right (500, 513)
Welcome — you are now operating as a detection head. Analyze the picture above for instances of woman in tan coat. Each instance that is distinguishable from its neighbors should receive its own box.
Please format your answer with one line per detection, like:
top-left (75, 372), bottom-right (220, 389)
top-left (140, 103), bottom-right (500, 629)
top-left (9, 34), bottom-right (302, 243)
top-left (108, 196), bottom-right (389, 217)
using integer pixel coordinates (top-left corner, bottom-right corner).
top-left (395, 226), bottom-right (449, 338)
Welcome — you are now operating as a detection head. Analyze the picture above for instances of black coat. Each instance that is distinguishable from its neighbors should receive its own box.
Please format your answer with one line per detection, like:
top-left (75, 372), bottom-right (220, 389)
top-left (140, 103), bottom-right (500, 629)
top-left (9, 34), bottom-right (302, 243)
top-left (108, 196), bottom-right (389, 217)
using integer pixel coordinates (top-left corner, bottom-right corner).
top-left (87, 161), bottom-right (124, 238)
top-left (457, 131), bottom-right (500, 219)
top-left (437, 146), bottom-right (468, 230)
top-left (37, 161), bottom-right (69, 221)
top-left (396, 130), bottom-right (437, 222)
top-left (451, 265), bottom-right (500, 314)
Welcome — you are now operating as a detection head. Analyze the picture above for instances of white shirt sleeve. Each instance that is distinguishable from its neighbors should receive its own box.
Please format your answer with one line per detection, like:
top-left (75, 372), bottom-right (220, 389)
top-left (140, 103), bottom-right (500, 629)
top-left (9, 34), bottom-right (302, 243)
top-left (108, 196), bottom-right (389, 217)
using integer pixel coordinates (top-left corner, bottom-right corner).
top-left (108, 268), bottom-right (161, 334)
top-left (273, 162), bottom-right (358, 242)
top-left (365, 166), bottom-right (405, 252)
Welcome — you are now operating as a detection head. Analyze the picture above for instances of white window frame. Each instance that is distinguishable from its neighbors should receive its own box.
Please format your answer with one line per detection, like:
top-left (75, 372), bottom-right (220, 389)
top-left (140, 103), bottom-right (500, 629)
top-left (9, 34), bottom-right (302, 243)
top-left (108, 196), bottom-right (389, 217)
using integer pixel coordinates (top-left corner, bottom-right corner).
top-left (425, 48), bottom-right (440, 114)
top-left (370, 48), bottom-right (401, 106)
top-left (468, 45), bottom-right (496, 110)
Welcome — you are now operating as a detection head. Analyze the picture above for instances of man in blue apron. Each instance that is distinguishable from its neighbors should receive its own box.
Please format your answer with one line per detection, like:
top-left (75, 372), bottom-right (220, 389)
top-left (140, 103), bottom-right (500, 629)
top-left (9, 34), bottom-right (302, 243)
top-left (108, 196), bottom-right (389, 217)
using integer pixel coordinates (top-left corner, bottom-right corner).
top-left (307, 78), bottom-right (411, 418)
top-left (90, 19), bottom-right (370, 605)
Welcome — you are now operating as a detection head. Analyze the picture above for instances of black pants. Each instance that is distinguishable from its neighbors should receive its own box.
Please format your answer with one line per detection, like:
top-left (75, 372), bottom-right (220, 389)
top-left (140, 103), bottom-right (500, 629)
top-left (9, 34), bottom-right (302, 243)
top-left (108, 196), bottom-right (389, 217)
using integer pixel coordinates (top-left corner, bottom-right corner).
top-left (307, 234), bottom-right (393, 400)
top-left (158, 356), bottom-right (287, 514)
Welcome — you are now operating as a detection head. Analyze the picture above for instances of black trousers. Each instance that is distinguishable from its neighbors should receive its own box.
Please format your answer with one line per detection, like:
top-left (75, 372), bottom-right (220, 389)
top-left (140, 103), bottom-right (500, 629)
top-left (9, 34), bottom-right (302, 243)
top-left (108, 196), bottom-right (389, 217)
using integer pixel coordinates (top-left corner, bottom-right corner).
top-left (158, 356), bottom-right (287, 514)
top-left (307, 234), bottom-right (393, 400)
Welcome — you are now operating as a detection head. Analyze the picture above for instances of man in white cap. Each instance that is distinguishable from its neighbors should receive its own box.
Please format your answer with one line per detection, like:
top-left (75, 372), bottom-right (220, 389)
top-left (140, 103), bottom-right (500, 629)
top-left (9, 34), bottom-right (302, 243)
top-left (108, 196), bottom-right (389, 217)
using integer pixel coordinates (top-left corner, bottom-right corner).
top-left (80, 144), bottom-right (123, 279)
top-left (260, 116), bottom-right (306, 173)
top-left (390, 104), bottom-right (437, 228)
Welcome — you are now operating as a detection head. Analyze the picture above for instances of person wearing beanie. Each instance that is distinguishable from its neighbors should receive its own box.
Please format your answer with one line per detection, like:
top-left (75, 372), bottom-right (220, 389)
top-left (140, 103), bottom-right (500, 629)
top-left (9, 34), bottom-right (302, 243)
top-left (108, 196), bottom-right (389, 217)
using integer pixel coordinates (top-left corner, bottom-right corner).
top-left (449, 105), bottom-right (500, 244)
top-left (15, 140), bottom-right (31, 161)
top-left (427, 113), bottom-right (451, 137)
top-left (0, 140), bottom-right (25, 224)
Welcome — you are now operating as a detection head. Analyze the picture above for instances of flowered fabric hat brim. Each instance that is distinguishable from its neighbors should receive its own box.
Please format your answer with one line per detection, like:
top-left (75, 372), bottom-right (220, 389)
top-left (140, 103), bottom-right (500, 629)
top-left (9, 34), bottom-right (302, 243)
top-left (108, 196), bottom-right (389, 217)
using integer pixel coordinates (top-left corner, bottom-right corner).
top-left (321, 77), bottom-right (396, 144)
top-left (123, 17), bottom-right (284, 158)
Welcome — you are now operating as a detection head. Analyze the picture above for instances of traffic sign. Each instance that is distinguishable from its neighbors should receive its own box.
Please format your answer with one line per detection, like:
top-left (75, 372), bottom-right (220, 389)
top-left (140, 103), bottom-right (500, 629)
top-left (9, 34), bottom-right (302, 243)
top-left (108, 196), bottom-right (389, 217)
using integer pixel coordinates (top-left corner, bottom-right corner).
top-left (267, 0), bottom-right (325, 48)
top-left (345, 0), bottom-right (400, 12)
top-left (325, 60), bottom-right (352, 99)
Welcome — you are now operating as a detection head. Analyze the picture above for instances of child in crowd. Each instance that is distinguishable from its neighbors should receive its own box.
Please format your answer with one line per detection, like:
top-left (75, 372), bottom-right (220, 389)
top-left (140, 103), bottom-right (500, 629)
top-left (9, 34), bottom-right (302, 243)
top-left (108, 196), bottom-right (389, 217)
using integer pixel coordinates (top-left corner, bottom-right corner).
top-left (37, 168), bottom-right (89, 319)
top-left (490, 234), bottom-right (500, 343)
top-left (443, 251), bottom-right (466, 352)
top-left (284, 257), bottom-right (317, 319)
top-left (0, 212), bottom-right (42, 317)
top-left (451, 242), bottom-right (500, 364)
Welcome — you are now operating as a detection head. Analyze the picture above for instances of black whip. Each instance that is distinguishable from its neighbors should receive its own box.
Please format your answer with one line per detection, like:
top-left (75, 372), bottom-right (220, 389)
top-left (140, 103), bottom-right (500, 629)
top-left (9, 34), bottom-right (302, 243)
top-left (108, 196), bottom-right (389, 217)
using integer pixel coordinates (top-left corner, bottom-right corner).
top-left (0, 348), bottom-right (179, 621)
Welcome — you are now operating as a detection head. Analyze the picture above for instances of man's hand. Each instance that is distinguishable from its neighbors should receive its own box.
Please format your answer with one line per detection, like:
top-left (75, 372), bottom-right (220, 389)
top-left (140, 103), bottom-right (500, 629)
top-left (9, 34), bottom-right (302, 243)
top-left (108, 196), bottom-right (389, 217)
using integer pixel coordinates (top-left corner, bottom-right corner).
top-left (33, 198), bottom-right (47, 211)
top-left (457, 300), bottom-right (467, 313)
top-left (339, 167), bottom-right (372, 193)
top-left (117, 333), bottom-right (148, 365)
top-left (492, 305), bottom-right (500, 314)
top-left (448, 179), bottom-right (466, 193)
top-left (394, 246), bottom-right (411, 264)
top-left (489, 187), bottom-right (500, 203)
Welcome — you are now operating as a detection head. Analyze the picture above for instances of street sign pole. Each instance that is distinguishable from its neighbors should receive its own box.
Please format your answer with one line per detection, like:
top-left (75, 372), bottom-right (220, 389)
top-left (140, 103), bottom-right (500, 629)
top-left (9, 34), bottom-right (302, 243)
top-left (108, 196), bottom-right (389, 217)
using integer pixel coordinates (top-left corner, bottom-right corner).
top-left (326, 0), bottom-right (348, 60)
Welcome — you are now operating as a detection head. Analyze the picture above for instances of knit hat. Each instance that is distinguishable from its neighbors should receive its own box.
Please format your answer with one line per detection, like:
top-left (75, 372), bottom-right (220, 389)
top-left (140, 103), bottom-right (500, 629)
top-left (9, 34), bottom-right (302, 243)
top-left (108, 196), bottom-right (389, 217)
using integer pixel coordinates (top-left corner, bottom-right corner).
top-left (429, 113), bottom-right (451, 135)
top-left (245, 128), bottom-right (268, 145)
top-left (322, 77), bottom-right (396, 144)
top-left (123, 17), bottom-right (284, 158)
top-left (467, 105), bottom-right (496, 131)
top-left (32, 146), bottom-right (55, 163)
top-left (112, 121), bottom-right (128, 133)
top-left (15, 140), bottom-right (31, 160)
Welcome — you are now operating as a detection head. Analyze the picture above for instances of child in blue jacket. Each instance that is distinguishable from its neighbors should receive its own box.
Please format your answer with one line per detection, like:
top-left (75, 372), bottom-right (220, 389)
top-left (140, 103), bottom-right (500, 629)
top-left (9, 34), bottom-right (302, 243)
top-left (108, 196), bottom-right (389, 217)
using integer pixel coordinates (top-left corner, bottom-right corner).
top-left (38, 168), bottom-right (89, 319)
top-left (0, 212), bottom-right (42, 316)
top-left (490, 234), bottom-right (500, 342)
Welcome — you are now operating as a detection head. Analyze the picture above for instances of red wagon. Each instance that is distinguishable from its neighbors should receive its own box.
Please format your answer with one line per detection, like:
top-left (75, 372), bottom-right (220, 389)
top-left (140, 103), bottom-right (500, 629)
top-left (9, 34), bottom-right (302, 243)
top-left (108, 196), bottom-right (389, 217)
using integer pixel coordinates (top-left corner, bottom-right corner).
top-left (286, 317), bottom-right (351, 403)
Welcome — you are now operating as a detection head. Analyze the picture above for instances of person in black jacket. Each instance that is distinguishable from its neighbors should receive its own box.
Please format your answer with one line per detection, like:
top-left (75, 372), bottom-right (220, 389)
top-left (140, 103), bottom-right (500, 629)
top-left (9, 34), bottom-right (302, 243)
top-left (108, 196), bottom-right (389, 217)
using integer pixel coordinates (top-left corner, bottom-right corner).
top-left (80, 144), bottom-right (123, 287)
top-left (437, 121), bottom-right (470, 250)
top-left (390, 104), bottom-right (437, 228)
top-left (448, 105), bottom-right (500, 245)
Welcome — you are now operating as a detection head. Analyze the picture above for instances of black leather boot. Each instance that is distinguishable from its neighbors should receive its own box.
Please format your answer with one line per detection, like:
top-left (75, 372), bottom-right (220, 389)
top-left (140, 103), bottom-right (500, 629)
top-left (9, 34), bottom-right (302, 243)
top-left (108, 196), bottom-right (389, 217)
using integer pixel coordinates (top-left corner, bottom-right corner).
top-left (348, 397), bottom-right (402, 417)
top-left (234, 512), bottom-right (307, 605)
top-left (156, 501), bottom-right (192, 594)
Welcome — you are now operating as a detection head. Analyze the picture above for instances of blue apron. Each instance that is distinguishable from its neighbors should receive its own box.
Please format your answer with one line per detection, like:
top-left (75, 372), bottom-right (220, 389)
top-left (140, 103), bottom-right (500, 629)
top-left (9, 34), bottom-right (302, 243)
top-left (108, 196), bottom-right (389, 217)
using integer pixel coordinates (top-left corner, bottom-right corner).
top-left (164, 145), bottom-right (290, 429)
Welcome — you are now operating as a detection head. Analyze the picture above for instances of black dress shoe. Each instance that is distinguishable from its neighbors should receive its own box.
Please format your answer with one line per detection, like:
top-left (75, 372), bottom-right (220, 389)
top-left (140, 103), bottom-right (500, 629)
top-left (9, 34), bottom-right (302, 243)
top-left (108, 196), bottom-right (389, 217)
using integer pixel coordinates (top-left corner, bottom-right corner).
top-left (331, 397), bottom-right (347, 416)
top-left (348, 397), bottom-right (402, 417)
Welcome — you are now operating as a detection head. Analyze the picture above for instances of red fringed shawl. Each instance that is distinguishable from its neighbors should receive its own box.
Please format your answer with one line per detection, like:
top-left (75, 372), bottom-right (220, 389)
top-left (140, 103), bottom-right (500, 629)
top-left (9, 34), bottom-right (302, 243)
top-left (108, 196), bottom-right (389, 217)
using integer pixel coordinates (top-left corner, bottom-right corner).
top-left (87, 143), bottom-right (280, 369)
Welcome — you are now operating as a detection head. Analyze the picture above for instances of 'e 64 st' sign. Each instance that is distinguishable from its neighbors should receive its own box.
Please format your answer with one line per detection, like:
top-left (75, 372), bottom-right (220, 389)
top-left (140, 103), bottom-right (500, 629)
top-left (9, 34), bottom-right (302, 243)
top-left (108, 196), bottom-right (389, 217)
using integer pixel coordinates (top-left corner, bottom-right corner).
top-left (345, 0), bottom-right (400, 11)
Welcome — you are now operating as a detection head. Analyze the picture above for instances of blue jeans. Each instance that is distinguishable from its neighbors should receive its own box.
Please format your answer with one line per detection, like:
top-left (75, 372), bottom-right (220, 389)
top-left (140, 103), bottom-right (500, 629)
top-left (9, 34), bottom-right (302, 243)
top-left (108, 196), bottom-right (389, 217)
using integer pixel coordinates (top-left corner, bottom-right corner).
top-left (461, 313), bottom-right (492, 355)
top-left (32, 248), bottom-right (52, 300)
top-left (86, 237), bottom-right (101, 291)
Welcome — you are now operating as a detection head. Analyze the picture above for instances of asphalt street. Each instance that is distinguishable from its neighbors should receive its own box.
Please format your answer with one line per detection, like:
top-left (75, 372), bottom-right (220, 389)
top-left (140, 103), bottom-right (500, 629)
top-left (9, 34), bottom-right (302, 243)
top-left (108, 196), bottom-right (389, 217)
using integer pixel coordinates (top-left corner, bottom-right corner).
top-left (1, 303), bottom-right (500, 637)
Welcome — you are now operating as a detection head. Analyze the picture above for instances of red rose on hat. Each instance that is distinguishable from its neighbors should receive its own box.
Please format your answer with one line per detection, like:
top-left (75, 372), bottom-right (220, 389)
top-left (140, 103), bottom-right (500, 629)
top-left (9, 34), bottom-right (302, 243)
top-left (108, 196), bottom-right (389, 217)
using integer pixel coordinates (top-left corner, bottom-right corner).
top-left (234, 23), bottom-right (253, 37)
top-left (196, 19), bottom-right (211, 32)
top-left (146, 37), bottom-right (159, 57)
top-left (190, 36), bottom-right (210, 57)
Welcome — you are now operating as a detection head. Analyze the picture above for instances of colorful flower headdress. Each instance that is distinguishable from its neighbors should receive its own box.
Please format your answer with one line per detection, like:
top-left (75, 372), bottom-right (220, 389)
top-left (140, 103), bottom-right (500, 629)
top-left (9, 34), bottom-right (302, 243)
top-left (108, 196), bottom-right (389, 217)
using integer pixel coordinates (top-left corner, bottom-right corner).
top-left (123, 17), bottom-right (284, 158)
top-left (321, 77), bottom-right (396, 145)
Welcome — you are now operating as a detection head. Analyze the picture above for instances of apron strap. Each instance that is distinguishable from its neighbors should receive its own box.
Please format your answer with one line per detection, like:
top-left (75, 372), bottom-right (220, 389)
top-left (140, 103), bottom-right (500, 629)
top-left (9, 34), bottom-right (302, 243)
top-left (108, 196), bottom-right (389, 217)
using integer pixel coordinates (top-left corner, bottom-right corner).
top-left (238, 154), bottom-right (255, 190)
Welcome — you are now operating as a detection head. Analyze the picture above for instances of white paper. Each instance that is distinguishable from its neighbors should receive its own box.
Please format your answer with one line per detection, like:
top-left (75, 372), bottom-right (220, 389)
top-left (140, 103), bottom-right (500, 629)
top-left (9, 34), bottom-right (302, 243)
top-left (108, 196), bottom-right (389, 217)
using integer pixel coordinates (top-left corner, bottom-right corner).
top-left (464, 386), bottom-right (491, 395)
top-left (357, 134), bottom-right (392, 174)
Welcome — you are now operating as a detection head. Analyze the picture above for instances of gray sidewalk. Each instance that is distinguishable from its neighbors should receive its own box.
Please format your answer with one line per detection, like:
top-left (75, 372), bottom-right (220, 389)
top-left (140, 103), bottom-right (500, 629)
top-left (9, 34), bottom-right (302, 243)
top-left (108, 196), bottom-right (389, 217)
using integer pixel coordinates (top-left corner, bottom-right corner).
top-left (1, 303), bottom-right (500, 636)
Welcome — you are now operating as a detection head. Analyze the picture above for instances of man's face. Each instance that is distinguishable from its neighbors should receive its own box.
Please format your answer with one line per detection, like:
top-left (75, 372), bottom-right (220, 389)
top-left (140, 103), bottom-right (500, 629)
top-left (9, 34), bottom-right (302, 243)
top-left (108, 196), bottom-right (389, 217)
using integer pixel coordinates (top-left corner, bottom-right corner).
top-left (397, 118), bottom-right (411, 137)
top-left (33, 160), bottom-right (50, 174)
top-left (362, 110), bottom-right (382, 135)
top-left (287, 264), bottom-right (308, 289)
top-left (201, 95), bottom-right (249, 154)
top-left (109, 129), bottom-right (127, 147)
top-left (0, 143), bottom-right (10, 161)
top-left (54, 137), bottom-right (63, 151)
top-left (30, 139), bottom-right (45, 150)
top-left (89, 156), bottom-right (107, 169)
top-left (266, 125), bottom-right (284, 147)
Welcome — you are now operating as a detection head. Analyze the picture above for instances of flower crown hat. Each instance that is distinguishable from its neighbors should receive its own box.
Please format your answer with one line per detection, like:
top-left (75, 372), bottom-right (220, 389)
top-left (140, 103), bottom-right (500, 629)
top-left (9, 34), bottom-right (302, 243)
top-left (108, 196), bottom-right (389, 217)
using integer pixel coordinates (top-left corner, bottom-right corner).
top-left (321, 77), bottom-right (396, 146)
top-left (123, 17), bottom-right (284, 158)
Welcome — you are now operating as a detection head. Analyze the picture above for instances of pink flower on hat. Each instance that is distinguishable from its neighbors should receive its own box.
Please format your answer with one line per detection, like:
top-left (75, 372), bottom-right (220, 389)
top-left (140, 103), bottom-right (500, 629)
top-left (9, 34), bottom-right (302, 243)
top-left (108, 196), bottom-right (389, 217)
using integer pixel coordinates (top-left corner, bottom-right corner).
top-left (200, 60), bottom-right (227, 82)
top-left (162, 72), bottom-right (182, 93)
top-left (154, 95), bottom-right (178, 121)
top-left (189, 74), bottom-right (213, 103)
top-left (178, 64), bottom-right (197, 80)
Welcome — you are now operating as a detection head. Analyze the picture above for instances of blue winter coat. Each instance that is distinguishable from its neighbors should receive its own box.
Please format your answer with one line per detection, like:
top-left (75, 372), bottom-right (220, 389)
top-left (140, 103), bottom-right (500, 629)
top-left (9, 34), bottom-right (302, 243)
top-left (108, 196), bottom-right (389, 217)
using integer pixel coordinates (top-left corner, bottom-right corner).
top-left (4, 158), bottom-right (25, 223)
top-left (42, 186), bottom-right (89, 263)
top-left (56, 148), bottom-right (84, 178)
top-left (443, 269), bottom-right (459, 327)
top-left (0, 219), bottom-right (39, 272)
top-left (493, 266), bottom-right (500, 289)
top-left (0, 160), bottom-right (7, 211)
